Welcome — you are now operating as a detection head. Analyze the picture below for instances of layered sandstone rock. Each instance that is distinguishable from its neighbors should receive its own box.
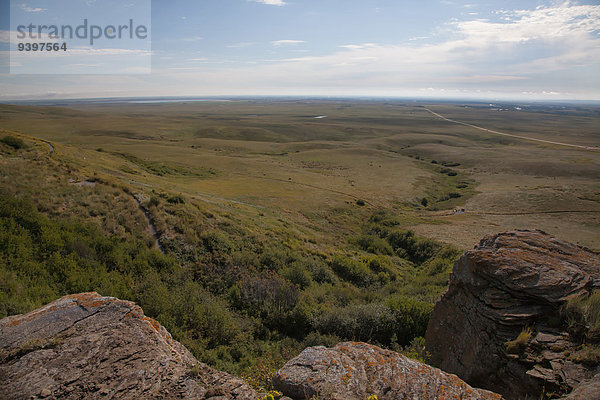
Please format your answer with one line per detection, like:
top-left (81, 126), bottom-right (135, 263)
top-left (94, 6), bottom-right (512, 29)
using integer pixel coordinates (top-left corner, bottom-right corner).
top-left (426, 230), bottom-right (600, 400)
top-left (0, 292), bottom-right (257, 400)
top-left (273, 341), bottom-right (502, 400)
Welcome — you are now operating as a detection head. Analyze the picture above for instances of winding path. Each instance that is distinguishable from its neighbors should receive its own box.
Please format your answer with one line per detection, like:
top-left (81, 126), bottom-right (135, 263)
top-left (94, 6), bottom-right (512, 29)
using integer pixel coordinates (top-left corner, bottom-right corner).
top-left (424, 108), bottom-right (600, 151)
top-left (131, 195), bottom-right (164, 253)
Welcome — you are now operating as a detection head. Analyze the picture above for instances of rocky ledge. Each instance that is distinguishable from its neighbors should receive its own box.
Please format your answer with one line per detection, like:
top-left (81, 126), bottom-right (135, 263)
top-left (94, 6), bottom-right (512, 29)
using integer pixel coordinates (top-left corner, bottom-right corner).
top-left (273, 341), bottom-right (502, 400)
top-left (426, 230), bottom-right (600, 400)
top-left (0, 292), bottom-right (257, 400)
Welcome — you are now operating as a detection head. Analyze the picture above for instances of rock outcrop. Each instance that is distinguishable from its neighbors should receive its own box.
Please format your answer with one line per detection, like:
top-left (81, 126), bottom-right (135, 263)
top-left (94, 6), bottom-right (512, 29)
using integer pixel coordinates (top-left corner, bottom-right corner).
top-left (0, 292), bottom-right (258, 400)
top-left (273, 341), bottom-right (502, 400)
top-left (426, 230), bottom-right (600, 400)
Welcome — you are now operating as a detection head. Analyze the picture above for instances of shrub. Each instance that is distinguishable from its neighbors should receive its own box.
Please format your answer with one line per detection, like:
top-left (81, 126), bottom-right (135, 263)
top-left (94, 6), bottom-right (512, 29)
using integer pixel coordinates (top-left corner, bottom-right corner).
top-left (301, 331), bottom-right (340, 348)
top-left (353, 234), bottom-right (393, 255)
top-left (399, 336), bottom-right (430, 363)
top-left (386, 296), bottom-right (433, 345)
top-left (167, 194), bottom-right (185, 204)
top-left (330, 255), bottom-right (375, 287)
top-left (562, 291), bottom-right (600, 343)
top-left (386, 230), bottom-right (440, 264)
top-left (280, 263), bottom-right (312, 289)
top-left (312, 303), bottom-right (394, 343)
top-left (1, 136), bottom-right (26, 150)
top-left (568, 344), bottom-right (600, 367)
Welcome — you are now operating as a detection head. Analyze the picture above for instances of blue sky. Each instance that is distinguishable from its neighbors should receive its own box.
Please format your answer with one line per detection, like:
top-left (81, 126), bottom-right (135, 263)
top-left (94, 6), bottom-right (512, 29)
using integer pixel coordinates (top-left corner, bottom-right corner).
top-left (0, 0), bottom-right (599, 100)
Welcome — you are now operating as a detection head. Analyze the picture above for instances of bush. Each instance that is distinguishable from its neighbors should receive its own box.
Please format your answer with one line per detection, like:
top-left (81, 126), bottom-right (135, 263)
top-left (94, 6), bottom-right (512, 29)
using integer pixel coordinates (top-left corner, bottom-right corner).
top-left (353, 234), bottom-right (393, 255)
top-left (386, 230), bottom-right (440, 264)
top-left (1, 136), bottom-right (26, 150)
top-left (167, 194), bottom-right (185, 204)
top-left (312, 303), bottom-right (394, 343)
top-left (330, 255), bottom-right (376, 287)
top-left (562, 291), bottom-right (600, 343)
top-left (280, 263), bottom-right (312, 289)
top-left (505, 326), bottom-right (533, 354)
top-left (568, 344), bottom-right (600, 367)
top-left (400, 336), bottom-right (430, 363)
top-left (0, 193), bottom-right (176, 318)
top-left (301, 331), bottom-right (340, 348)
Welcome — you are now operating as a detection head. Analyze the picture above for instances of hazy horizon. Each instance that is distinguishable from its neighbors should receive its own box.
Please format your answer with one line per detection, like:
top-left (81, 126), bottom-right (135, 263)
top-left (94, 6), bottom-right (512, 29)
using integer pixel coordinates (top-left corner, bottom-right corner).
top-left (1, 0), bottom-right (599, 101)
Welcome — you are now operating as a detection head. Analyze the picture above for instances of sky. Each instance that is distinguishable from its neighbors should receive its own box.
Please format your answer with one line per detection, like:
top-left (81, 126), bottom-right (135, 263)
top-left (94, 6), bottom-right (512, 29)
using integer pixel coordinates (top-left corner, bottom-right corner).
top-left (0, 0), bottom-right (599, 100)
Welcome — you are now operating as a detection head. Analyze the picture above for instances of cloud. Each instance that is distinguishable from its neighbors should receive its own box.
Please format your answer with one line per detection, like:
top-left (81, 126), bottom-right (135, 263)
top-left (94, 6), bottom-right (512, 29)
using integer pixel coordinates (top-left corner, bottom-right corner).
top-left (20, 4), bottom-right (46, 12)
top-left (166, 2), bottom-right (598, 96)
top-left (182, 36), bottom-right (203, 42)
top-left (227, 42), bottom-right (257, 48)
top-left (2, 2), bottom-right (599, 100)
top-left (250, 0), bottom-right (286, 6)
top-left (454, 3), bottom-right (600, 45)
top-left (272, 40), bottom-right (305, 46)
top-left (0, 30), bottom-right (58, 44)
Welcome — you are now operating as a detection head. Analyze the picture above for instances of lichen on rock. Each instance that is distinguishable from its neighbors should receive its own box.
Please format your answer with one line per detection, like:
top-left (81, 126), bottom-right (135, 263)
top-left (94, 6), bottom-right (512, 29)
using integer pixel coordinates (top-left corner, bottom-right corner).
top-left (426, 230), bottom-right (600, 400)
top-left (0, 292), bottom-right (257, 400)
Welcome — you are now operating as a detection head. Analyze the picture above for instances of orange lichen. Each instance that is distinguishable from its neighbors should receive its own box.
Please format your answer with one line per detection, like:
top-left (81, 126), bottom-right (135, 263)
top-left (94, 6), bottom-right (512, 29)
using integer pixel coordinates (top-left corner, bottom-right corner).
top-left (68, 292), bottom-right (111, 309)
top-left (143, 316), bottom-right (162, 334)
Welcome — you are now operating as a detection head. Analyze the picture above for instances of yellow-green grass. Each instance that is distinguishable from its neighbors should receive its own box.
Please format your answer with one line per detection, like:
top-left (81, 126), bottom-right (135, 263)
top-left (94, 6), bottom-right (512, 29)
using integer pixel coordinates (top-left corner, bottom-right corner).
top-left (1, 100), bottom-right (599, 251)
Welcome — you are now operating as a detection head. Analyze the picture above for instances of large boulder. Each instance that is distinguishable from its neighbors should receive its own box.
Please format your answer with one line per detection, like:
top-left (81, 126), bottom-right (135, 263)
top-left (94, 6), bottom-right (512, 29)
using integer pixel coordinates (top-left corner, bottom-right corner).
top-left (0, 292), bottom-right (258, 400)
top-left (273, 341), bottom-right (502, 400)
top-left (426, 230), bottom-right (600, 400)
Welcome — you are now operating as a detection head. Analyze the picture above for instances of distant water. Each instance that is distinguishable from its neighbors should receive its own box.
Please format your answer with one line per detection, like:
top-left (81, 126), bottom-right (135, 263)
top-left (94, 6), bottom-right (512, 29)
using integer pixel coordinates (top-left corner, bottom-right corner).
top-left (128, 99), bottom-right (233, 104)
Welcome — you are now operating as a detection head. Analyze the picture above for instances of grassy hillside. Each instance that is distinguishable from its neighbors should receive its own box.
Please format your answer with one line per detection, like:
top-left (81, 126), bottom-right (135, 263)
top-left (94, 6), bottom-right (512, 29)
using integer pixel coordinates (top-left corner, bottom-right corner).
top-left (0, 99), bottom-right (599, 389)
top-left (0, 127), bottom-right (458, 389)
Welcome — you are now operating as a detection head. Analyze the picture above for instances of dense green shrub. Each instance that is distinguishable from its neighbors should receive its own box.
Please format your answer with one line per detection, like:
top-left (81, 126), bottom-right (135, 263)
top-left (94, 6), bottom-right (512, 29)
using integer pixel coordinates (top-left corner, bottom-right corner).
top-left (0, 193), bottom-right (459, 386)
top-left (0, 193), bottom-right (174, 317)
top-left (353, 234), bottom-right (393, 255)
top-left (330, 255), bottom-right (376, 287)
top-left (1, 136), bottom-right (26, 150)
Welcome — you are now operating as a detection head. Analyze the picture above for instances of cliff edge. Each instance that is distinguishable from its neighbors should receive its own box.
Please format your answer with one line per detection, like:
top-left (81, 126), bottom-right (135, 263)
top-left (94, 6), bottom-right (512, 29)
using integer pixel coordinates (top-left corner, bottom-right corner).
top-left (426, 230), bottom-right (600, 399)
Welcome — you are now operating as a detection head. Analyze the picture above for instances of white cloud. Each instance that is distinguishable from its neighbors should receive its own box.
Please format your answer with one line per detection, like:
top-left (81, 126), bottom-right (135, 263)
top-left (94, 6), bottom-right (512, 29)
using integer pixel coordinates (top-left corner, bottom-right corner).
top-left (2, 3), bottom-right (599, 100)
top-left (453, 3), bottom-right (600, 45)
top-left (227, 42), bottom-right (257, 48)
top-left (161, 2), bottom-right (598, 96)
top-left (0, 30), bottom-right (58, 44)
top-left (272, 40), bottom-right (305, 46)
top-left (20, 4), bottom-right (46, 12)
top-left (182, 36), bottom-right (203, 42)
top-left (250, 0), bottom-right (286, 6)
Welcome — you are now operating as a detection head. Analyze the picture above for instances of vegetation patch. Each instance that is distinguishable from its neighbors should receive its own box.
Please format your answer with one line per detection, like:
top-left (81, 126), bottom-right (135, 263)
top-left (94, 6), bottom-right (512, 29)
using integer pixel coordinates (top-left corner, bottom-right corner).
top-left (113, 152), bottom-right (218, 177)
top-left (505, 327), bottom-right (533, 354)
top-left (1, 135), bottom-right (27, 150)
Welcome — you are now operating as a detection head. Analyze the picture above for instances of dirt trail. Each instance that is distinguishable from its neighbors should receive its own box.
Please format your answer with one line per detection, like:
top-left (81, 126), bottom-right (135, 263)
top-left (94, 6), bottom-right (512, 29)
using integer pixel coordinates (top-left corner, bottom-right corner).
top-left (131, 194), bottom-right (164, 253)
top-left (424, 108), bottom-right (600, 151)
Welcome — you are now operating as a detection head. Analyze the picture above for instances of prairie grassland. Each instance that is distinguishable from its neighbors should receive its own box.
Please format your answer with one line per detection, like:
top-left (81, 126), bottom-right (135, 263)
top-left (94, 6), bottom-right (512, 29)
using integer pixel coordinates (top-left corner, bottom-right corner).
top-left (1, 99), bottom-right (599, 387)
top-left (1, 99), bottom-right (598, 249)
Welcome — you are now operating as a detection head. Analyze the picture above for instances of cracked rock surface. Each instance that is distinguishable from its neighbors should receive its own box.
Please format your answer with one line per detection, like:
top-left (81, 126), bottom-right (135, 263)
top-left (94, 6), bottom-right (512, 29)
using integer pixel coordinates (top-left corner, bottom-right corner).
top-left (426, 230), bottom-right (600, 400)
top-left (273, 341), bottom-right (503, 400)
top-left (0, 292), bottom-right (257, 400)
